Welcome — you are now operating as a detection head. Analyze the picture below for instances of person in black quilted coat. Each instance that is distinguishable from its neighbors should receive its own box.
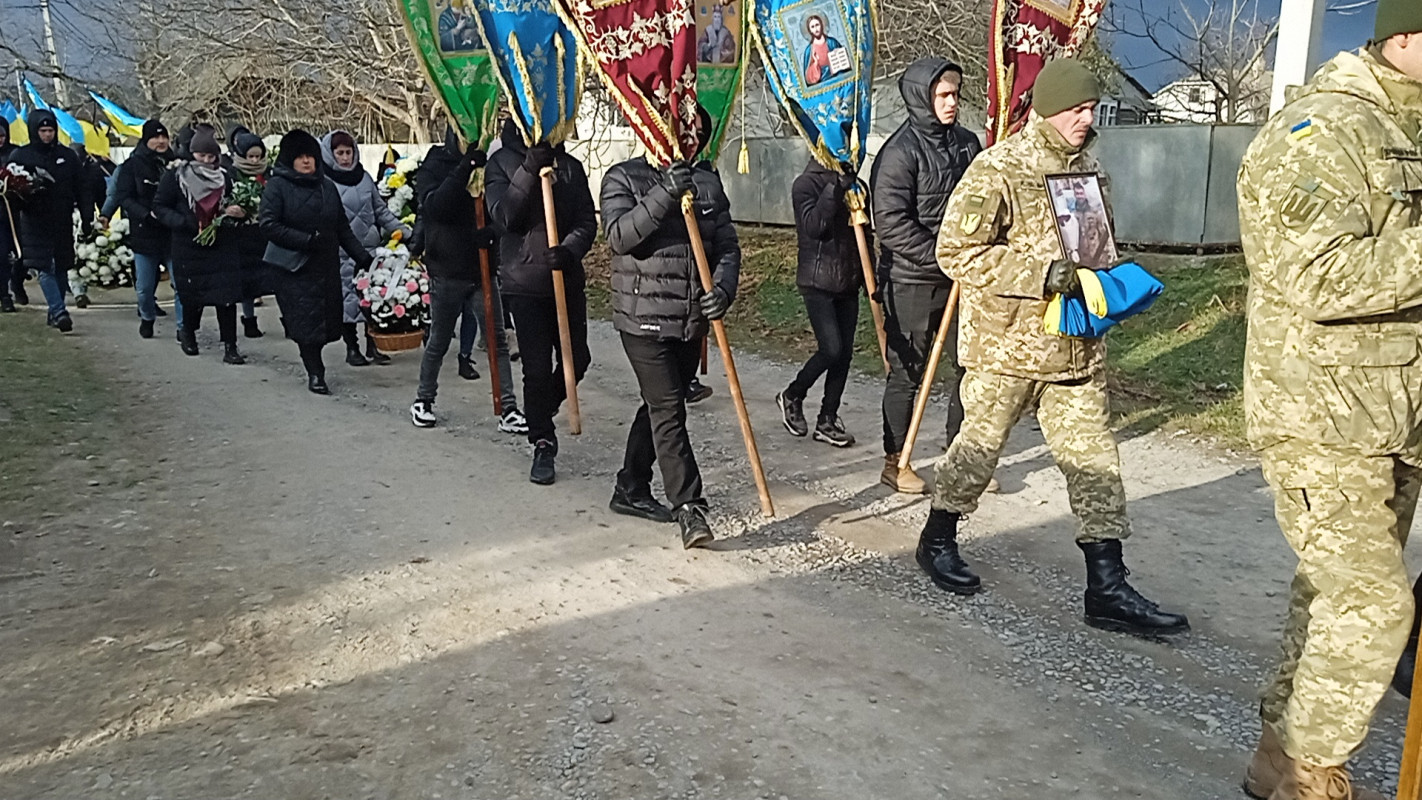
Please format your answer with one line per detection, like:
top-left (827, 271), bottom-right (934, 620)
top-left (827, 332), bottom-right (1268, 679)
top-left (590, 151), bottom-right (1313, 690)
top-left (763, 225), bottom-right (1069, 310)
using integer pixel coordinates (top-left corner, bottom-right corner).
top-left (259, 129), bottom-right (372, 395)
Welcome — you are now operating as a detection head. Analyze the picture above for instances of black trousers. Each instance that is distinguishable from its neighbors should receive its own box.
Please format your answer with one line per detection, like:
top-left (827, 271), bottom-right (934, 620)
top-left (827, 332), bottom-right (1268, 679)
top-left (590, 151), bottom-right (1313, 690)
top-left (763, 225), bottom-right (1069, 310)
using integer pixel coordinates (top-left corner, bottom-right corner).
top-left (506, 289), bottom-right (590, 445)
top-left (297, 341), bottom-right (326, 377)
top-left (787, 288), bottom-right (859, 419)
top-left (619, 332), bottom-right (704, 509)
top-left (185, 303), bottom-right (238, 343)
top-left (881, 280), bottom-right (963, 455)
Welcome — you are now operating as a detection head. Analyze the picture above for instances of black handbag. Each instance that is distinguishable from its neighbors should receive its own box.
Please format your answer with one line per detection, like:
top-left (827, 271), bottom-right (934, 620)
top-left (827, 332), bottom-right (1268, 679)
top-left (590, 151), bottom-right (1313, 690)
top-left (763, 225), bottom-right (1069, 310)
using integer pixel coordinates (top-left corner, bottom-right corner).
top-left (263, 240), bottom-right (310, 273)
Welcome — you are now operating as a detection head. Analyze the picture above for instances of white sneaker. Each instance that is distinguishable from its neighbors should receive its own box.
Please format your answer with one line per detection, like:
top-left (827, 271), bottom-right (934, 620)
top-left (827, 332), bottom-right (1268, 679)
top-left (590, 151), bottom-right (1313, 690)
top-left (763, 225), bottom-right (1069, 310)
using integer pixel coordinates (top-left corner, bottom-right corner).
top-left (499, 407), bottom-right (528, 434)
top-left (410, 400), bottom-right (437, 428)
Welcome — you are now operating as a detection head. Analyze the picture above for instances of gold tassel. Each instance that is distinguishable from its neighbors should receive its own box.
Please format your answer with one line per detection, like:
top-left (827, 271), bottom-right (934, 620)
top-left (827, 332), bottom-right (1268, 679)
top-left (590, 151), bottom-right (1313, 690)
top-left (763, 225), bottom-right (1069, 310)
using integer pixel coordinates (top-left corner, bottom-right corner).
top-left (737, 140), bottom-right (750, 175)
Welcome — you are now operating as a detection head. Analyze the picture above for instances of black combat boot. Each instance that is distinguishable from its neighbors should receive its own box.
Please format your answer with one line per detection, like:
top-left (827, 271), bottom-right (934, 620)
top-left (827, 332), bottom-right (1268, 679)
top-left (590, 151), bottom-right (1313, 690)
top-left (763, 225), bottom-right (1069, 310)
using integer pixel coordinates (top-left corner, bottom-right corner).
top-left (242, 315), bottom-right (264, 338)
top-left (179, 327), bottom-right (200, 356)
top-left (1080, 540), bottom-right (1189, 636)
top-left (223, 342), bottom-right (246, 365)
top-left (344, 323), bottom-right (369, 366)
top-left (915, 509), bottom-right (981, 595)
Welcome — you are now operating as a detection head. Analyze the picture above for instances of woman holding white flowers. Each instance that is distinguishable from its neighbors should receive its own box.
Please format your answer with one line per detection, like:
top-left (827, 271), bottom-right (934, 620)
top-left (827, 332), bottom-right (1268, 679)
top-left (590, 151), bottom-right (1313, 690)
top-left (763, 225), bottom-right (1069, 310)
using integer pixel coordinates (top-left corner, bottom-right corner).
top-left (153, 128), bottom-right (246, 364)
top-left (227, 126), bottom-right (270, 339)
top-left (321, 130), bottom-right (410, 367)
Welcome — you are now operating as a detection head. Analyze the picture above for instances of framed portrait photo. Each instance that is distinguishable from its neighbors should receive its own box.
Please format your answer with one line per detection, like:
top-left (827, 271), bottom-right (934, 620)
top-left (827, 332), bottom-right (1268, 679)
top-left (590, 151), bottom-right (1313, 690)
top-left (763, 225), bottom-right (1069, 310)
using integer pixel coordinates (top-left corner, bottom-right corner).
top-left (1044, 172), bottom-right (1118, 269)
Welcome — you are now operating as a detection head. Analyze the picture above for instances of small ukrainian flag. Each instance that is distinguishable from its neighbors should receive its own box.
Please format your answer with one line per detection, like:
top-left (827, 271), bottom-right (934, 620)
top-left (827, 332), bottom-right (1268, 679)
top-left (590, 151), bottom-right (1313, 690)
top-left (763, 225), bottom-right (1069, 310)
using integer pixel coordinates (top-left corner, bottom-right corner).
top-left (1289, 119), bottom-right (1315, 141)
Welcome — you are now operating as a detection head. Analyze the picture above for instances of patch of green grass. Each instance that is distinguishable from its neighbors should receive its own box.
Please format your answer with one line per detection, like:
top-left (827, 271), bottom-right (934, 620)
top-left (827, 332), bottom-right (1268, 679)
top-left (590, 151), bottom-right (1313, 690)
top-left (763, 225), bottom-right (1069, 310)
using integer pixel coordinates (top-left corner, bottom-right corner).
top-left (0, 314), bottom-right (121, 509)
top-left (585, 228), bottom-right (1249, 449)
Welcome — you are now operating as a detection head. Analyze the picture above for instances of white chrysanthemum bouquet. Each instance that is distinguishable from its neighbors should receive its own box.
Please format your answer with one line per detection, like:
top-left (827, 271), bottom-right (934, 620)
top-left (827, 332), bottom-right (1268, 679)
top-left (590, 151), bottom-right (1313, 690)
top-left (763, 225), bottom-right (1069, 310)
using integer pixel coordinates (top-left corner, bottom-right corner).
top-left (357, 231), bottom-right (429, 333)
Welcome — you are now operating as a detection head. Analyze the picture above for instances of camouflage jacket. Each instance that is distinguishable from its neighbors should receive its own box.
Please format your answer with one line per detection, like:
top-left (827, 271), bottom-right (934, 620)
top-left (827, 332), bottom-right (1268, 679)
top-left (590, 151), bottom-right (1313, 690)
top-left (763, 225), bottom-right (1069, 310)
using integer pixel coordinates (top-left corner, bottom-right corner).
top-left (935, 114), bottom-right (1107, 382)
top-left (1239, 48), bottom-right (1422, 457)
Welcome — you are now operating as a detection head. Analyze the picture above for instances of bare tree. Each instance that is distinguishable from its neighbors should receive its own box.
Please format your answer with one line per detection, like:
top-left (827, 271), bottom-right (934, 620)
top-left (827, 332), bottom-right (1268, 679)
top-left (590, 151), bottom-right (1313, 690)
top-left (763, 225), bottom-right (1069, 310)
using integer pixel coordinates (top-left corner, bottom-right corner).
top-left (876, 0), bottom-right (992, 87)
top-left (1105, 0), bottom-right (1276, 123)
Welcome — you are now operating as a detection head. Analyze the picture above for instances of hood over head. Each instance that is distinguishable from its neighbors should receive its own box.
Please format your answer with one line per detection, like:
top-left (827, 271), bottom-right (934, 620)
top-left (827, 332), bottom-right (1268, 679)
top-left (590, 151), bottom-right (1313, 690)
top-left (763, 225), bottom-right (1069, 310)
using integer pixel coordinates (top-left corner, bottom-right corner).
top-left (228, 125), bottom-right (265, 157)
top-left (28, 109), bottom-right (59, 146)
top-left (320, 129), bottom-right (364, 185)
top-left (898, 57), bottom-right (961, 136)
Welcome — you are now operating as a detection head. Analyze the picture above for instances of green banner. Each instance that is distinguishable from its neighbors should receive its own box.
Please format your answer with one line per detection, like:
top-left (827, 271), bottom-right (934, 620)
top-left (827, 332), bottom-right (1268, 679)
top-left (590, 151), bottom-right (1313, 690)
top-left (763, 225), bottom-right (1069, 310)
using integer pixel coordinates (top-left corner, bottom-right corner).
top-left (694, 0), bottom-right (748, 164)
top-left (396, 0), bottom-right (501, 148)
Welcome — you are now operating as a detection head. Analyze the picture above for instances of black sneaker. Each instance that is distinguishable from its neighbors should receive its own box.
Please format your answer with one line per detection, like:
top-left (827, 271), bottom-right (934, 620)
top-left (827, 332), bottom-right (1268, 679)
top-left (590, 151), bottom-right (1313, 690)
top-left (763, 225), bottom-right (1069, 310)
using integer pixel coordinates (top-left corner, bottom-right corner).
top-left (54, 313), bottom-right (74, 333)
top-left (75, 294), bottom-right (90, 309)
top-left (155, 305), bottom-right (167, 317)
top-left (458, 355), bottom-right (481, 380)
top-left (410, 399), bottom-right (437, 428)
top-left (12, 284), bottom-right (28, 305)
top-left (0, 296), bottom-right (13, 313)
top-left (813, 416), bottom-right (855, 448)
top-left (686, 377), bottom-right (713, 404)
top-left (138, 319), bottom-right (154, 339)
top-left (610, 484), bottom-right (674, 523)
top-left (675, 504), bottom-right (714, 549)
top-left (530, 440), bottom-right (557, 485)
top-left (776, 391), bottom-right (808, 437)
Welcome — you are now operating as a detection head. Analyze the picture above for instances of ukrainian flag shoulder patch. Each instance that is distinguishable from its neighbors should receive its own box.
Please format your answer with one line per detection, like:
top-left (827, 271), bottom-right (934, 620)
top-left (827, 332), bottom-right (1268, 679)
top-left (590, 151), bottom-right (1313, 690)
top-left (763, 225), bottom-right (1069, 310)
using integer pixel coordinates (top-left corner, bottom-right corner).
top-left (1289, 120), bottom-right (1315, 141)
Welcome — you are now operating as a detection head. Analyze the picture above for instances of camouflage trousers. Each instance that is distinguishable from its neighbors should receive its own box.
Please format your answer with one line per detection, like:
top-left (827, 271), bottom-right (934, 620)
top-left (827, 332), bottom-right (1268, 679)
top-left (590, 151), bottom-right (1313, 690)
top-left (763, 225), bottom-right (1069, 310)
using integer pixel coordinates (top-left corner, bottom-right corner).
top-left (932, 370), bottom-right (1129, 543)
top-left (1259, 441), bottom-right (1420, 766)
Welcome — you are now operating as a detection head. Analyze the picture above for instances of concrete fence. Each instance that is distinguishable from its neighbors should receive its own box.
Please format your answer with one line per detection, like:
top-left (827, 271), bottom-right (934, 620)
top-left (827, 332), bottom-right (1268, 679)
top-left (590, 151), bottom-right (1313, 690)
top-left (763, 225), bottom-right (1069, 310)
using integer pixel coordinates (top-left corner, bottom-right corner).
top-left (113, 123), bottom-right (1260, 246)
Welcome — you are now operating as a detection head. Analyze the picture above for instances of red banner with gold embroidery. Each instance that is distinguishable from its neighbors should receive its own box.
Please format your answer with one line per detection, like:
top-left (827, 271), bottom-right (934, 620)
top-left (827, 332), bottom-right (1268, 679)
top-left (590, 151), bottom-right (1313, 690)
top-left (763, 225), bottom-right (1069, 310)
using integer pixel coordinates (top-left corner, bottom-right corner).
top-left (556, 0), bottom-right (700, 165)
top-left (986, 0), bottom-right (1106, 146)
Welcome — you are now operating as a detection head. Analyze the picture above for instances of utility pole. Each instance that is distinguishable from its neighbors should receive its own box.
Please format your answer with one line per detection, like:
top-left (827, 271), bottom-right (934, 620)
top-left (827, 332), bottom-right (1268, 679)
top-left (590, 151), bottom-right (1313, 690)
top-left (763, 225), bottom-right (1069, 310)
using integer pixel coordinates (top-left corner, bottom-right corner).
top-left (39, 0), bottom-right (69, 107)
top-left (1270, 0), bottom-right (1326, 114)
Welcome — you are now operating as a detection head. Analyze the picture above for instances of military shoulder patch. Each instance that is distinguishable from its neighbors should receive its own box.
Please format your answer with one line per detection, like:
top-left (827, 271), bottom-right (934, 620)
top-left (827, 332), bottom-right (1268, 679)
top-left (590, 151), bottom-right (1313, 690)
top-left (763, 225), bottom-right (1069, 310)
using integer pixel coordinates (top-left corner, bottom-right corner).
top-left (959, 194), bottom-right (987, 235)
top-left (1289, 120), bottom-right (1315, 142)
top-left (1279, 175), bottom-right (1336, 230)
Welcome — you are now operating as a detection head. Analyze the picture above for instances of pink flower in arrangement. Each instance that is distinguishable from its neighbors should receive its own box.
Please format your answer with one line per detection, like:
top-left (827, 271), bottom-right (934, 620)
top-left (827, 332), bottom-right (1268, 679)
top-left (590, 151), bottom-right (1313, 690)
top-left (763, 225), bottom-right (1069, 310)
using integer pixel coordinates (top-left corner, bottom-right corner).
top-left (422, 293), bottom-right (431, 304)
top-left (394, 304), bottom-right (406, 318)
top-left (405, 280), bottom-right (419, 292)
top-left (355, 277), bottom-right (370, 290)
top-left (381, 287), bottom-right (389, 297)
top-left (359, 299), bottom-right (371, 308)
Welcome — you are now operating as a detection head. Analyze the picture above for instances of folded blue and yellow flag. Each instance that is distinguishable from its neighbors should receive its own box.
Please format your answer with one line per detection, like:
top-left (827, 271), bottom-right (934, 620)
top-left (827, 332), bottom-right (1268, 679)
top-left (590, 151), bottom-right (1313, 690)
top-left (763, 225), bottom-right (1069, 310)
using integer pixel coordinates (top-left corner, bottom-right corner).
top-left (1044, 261), bottom-right (1163, 338)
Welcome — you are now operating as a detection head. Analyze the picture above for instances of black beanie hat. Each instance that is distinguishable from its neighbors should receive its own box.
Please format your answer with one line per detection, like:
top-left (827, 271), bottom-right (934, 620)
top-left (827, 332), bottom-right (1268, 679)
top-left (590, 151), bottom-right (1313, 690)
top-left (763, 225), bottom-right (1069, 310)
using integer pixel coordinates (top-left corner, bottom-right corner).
top-left (1032, 59), bottom-right (1102, 118)
top-left (277, 129), bottom-right (323, 171)
top-left (190, 127), bottom-right (221, 158)
top-left (141, 119), bottom-right (169, 143)
top-left (1376, 0), bottom-right (1422, 40)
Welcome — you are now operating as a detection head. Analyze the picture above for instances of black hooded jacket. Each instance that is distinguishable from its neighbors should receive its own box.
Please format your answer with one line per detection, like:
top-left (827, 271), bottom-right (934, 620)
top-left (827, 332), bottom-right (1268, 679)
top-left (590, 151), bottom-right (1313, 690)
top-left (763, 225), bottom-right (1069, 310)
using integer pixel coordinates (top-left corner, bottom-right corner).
top-left (113, 138), bottom-right (177, 256)
top-left (484, 120), bottom-right (597, 298)
top-left (414, 129), bottom-right (490, 283)
top-left (3, 110), bottom-right (92, 267)
top-left (869, 58), bottom-right (982, 287)
top-left (792, 159), bottom-right (861, 295)
top-left (600, 157), bottom-right (740, 342)
top-left (0, 136), bottom-right (15, 253)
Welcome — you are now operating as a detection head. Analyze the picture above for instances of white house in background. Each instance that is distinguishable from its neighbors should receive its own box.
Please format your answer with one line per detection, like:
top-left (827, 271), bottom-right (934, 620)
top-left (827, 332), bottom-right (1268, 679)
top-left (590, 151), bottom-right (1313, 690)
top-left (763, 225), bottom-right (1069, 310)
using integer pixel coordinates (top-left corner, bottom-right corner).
top-left (1155, 73), bottom-right (1271, 123)
top-left (1097, 68), bottom-right (1157, 126)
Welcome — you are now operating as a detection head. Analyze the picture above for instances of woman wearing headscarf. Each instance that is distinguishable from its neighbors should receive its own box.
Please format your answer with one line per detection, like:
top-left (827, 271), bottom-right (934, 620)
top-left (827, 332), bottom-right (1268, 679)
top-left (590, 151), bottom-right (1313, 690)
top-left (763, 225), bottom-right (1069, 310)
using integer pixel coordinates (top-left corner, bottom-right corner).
top-left (321, 129), bottom-right (410, 366)
top-left (260, 129), bottom-right (373, 394)
top-left (152, 128), bottom-right (246, 364)
top-left (228, 125), bottom-right (270, 338)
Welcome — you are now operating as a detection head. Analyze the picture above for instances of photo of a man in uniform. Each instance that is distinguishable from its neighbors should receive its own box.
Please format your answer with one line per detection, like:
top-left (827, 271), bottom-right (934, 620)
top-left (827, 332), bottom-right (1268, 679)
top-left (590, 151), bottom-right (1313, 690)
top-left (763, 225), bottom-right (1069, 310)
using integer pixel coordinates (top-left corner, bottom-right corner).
top-left (1047, 174), bottom-right (1116, 268)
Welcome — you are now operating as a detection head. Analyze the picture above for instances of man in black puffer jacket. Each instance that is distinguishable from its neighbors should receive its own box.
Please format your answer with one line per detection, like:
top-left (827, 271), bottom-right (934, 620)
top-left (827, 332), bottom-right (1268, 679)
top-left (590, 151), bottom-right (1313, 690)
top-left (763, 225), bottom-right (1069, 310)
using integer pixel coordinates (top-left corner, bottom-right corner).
top-left (114, 119), bottom-right (177, 338)
top-left (870, 57), bottom-right (982, 495)
top-left (485, 119), bottom-right (597, 486)
top-left (3, 110), bottom-right (92, 332)
top-left (777, 158), bottom-right (863, 448)
top-left (600, 107), bottom-right (740, 549)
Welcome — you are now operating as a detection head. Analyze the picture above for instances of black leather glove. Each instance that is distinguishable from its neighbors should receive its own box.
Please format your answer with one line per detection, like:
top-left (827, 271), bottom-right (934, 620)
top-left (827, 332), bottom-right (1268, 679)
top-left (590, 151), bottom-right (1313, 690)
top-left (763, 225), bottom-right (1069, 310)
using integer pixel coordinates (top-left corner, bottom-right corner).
top-left (464, 147), bottom-right (488, 169)
top-left (661, 161), bottom-right (695, 198)
top-left (699, 286), bottom-right (730, 321)
top-left (472, 226), bottom-right (496, 250)
top-left (524, 143), bottom-right (556, 172)
top-left (836, 161), bottom-right (857, 191)
top-left (541, 244), bottom-right (575, 272)
top-left (1044, 259), bottom-right (1082, 295)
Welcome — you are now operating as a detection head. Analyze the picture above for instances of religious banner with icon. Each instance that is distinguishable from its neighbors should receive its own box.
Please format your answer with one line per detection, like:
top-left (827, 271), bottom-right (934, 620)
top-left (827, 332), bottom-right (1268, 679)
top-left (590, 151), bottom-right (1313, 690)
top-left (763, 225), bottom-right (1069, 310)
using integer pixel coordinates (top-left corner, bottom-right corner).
top-left (751, 0), bottom-right (874, 170)
top-left (986, 0), bottom-right (1106, 145)
top-left (555, 0), bottom-right (700, 165)
top-left (694, 0), bottom-right (748, 163)
top-left (470, 0), bottom-right (580, 145)
top-left (395, 0), bottom-right (502, 148)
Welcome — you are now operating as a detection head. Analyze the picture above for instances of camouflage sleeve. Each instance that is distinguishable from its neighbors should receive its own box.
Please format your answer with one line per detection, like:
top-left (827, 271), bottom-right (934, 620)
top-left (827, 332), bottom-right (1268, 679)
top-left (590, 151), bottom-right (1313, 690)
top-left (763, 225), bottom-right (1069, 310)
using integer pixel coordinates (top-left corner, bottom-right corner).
top-left (1246, 107), bottom-right (1422, 322)
top-left (935, 160), bottom-right (1044, 299)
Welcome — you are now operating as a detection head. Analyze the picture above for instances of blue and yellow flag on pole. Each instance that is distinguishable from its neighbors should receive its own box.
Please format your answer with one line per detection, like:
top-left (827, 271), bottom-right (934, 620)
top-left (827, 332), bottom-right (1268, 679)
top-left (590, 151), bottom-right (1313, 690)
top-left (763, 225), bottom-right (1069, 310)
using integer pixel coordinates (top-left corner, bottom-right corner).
top-left (751, 0), bottom-right (875, 170)
top-left (22, 79), bottom-right (49, 112)
top-left (394, 0), bottom-right (502, 148)
top-left (470, 0), bottom-right (579, 145)
top-left (89, 91), bottom-right (145, 139)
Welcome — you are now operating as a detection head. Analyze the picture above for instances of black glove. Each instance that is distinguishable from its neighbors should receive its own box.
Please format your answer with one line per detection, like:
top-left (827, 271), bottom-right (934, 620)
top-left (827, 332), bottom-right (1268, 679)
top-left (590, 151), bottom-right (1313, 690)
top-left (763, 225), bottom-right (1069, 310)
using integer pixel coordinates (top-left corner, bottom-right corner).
top-left (541, 244), bottom-right (576, 272)
top-left (699, 286), bottom-right (730, 321)
top-left (523, 143), bottom-right (556, 172)
top-left (464, 147), bottom-right (488, 169)
top-left (307, 230), bottom-right (328, 249)
top-left (836, 161), bottom-right (857, 191)
top-left (356, 252), bottom-right (375, 272)
top-left (661, 161), bottom-right (695, 198)
top-left (473, 226), bottom-right (496, 250)
top-left (1044, 259), bottom-right (1082, 295)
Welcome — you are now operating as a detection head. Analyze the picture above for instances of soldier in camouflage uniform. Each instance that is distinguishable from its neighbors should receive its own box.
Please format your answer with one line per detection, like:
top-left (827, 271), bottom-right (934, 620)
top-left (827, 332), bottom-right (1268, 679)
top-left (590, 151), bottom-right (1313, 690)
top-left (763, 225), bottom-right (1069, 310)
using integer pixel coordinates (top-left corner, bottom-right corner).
top-left (1239, 3), bottom-right (1422, 798)
top-left (921, 59), bottom-right (1189, 637)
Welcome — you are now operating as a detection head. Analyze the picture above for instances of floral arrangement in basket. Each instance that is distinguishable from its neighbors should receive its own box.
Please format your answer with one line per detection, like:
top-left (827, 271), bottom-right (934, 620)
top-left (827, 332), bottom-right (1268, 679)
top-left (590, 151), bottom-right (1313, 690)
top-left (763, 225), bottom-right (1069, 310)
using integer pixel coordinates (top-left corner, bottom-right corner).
top-left (70, 210), bottom-right (135, 289)
top-left (357, 231), bottom-right (430, 334)
top-left (377, 156), bottom-right (419, 225)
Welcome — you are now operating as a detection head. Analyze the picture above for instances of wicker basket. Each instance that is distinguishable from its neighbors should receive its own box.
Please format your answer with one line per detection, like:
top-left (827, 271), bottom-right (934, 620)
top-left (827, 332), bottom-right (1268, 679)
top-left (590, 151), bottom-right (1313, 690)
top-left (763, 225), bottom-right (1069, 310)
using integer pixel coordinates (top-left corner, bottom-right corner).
top-left (369, 329), bottom-right (424, 352)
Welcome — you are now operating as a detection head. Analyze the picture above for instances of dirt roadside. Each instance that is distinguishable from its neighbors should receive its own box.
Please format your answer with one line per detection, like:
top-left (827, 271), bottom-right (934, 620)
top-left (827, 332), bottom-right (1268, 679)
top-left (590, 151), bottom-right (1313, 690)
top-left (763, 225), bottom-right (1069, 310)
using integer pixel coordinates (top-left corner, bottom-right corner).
top-left (0, 298), bottom-right (1412, 800)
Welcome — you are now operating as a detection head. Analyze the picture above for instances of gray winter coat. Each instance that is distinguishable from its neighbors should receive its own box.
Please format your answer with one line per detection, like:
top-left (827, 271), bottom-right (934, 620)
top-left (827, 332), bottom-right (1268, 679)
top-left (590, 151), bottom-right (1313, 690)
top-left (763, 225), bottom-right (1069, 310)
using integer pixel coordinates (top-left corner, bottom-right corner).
top-left (321, 131), bottom-right (410, 322)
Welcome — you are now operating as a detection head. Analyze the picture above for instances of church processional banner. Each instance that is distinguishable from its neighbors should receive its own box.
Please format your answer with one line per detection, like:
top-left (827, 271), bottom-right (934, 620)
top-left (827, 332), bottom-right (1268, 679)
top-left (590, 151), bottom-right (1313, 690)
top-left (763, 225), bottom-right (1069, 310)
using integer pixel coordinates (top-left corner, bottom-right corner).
top-left (471, 0), bottom-right (581, 145)
top-left (395, 0), bottom-right (502, 148)
top-left (986, 0), bottom-right (1106, 145)
top-left (694, 0), bottom-right (748, 163)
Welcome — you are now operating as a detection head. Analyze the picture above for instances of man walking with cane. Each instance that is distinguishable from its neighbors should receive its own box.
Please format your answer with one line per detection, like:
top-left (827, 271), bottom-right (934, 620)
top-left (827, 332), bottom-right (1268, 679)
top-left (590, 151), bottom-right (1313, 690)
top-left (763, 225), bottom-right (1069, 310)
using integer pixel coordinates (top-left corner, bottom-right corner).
top-left (1237, 2), bottom-right (1422, 796)
top-left (924, 60), bottom-right (1188, 639)
top-left (869, 57), bottom-right (981, 494)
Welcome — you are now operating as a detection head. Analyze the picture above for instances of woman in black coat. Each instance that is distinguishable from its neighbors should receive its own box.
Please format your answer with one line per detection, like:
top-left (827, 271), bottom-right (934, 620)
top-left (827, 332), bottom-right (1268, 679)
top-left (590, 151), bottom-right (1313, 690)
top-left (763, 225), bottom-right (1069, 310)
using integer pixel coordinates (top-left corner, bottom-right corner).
top-left (259, 129), bottom-right (372, 395)
top-left (228, 126), bottom-right (270, 338)
top-left (153, 128), bottom-right (247, 364)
